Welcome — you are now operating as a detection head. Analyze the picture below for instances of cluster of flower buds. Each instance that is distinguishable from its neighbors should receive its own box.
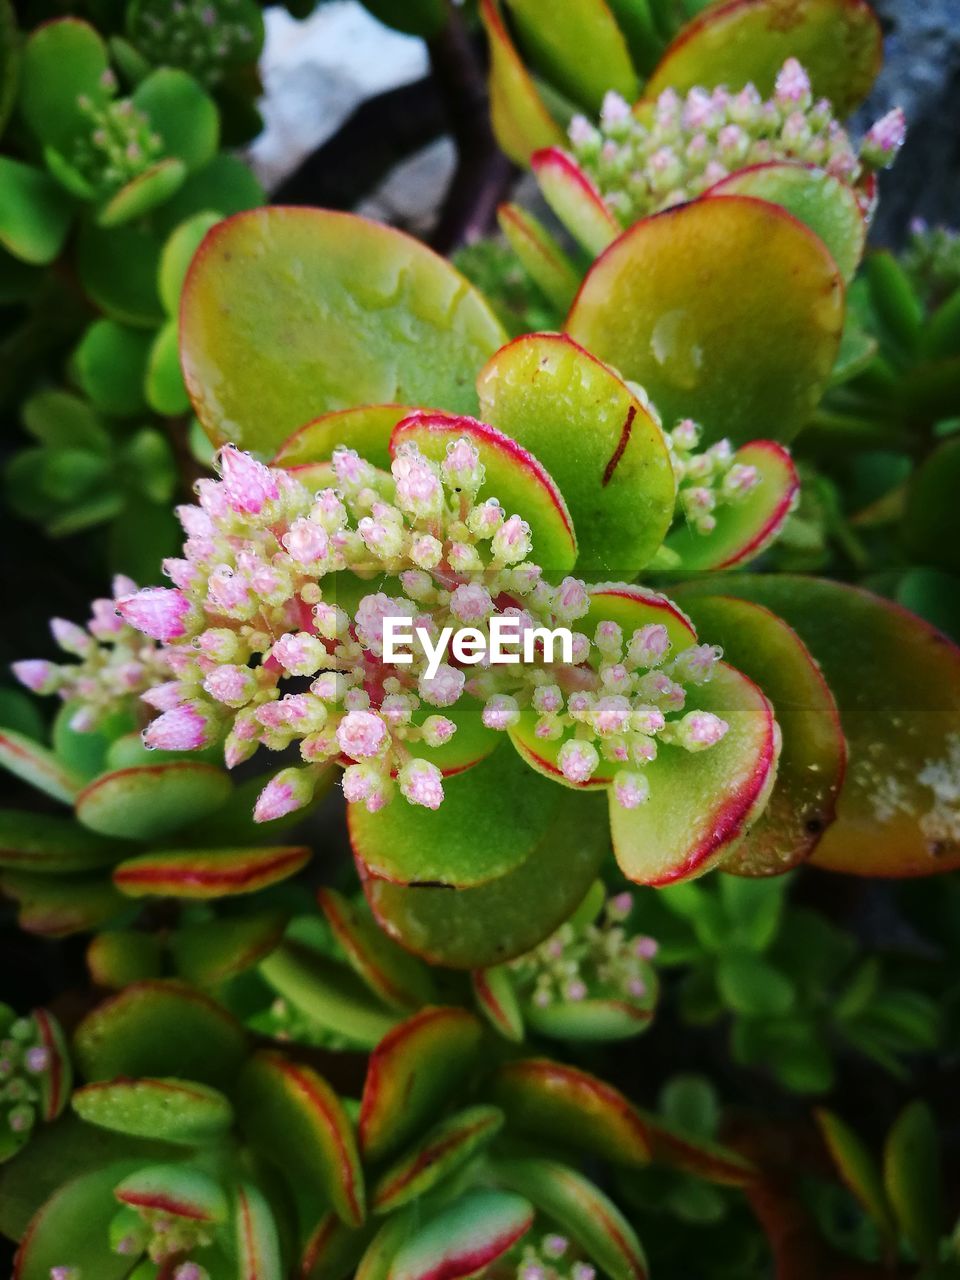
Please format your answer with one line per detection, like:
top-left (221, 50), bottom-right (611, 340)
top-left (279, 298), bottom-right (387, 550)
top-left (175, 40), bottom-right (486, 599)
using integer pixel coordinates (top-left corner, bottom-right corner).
top-left (567, 58), bottom-right (906, 225)
top-left (12, 575), bottom-right (169, 733)
top-left (508, 1233), bottom-right (598, 1280)
top-left (73, 72), bottom-right (164, 195)
top-left (0, 1009), bottom-right (62, 1144)
top-left (666, 417), bottom-right (761, 535)
top-left (109, 1200), bottom-right (214, 1270)
top-left (904, 219), bottom-right (960, 304)
top-left (131, 0), bottom-right (258, 86)
top-left (16, 438), bottom-right (729, 819)
top-left (508, 891), bottom-right (657, 1011)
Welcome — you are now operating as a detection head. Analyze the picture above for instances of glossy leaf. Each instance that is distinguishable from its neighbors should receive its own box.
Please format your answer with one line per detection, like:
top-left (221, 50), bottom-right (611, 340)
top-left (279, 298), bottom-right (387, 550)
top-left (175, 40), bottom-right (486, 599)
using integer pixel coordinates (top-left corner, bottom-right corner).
top-left (236, 1179), bottom-right (284, 1280)
top-left (361, 784), bottom-right (607, 968)
top-left (497, 203), bottom-right (582, 314)
top-left (706, 162), bottom-right (866, 282)
top-left (477, 334), bottom-right (676, 573)
top-left (391, 410), bottom-right (578, 572)
top-left (114, 1162), bottom-right (228, 1221)
top-left (639, 1112), bottom-right (757, 1185)
top-left (387, 1190), bottom-right (533, 1280)
top-left (96, 158), bottom-right (187, 228)
top-left (645, 0), bottom-right (882, 114)
top-left (693, 576), bottom-right (960, 875)
top-left (566, 196), bottom-right (844, 446)
top-left (273, 404), bottom-right (413, 472)
top-left (76, 762), bottom-right (231, 839)
top-left (489, 1058), bottom-right (653, 1164)
top-left (0, 809), bottom-right (123, 873)
top-left (492, 1156), bottom-right (648, 1280)
top-left (525, 988), bottom-right (656, 1042)
top-left (0, 728), bottom-right (82, 803)
top-left (666, 441), bottom-right (799, 570)
top-left (73, 1077), bottom-right (233, 1144)
top-left (146, 320), bottom-right (191, 415)
top-left (74, 980), bottom-right (248, 1086)
top-left (372, 1105), bottom-right (504, 1213)
top-left (902, 435), bottom-right (960, 576)
top-left (676, 593), bottom-right (845, 874)
top-left (0, 159), bottom-right (74, 266)
top-left (479, 0), bottom-right (565, 166)
top-left (318, 887), bottom-right (436, 1011)
top-left (472, 966), bottom-right (525, 1041)
top-left (531, 148), bottom-right (621, 256)
top-left (180, 208), bottom-right (506, 454)
top-left (238, 1048), bottom-right (366, 1227)
top-left (113, 844), bottom-right (310, 898)
top-left (504, 0), bottom-right (639, 111)
top-left (358, 1006), bottom-right (483, 1163)
top-left (159, 210), bottom-right (223, 315)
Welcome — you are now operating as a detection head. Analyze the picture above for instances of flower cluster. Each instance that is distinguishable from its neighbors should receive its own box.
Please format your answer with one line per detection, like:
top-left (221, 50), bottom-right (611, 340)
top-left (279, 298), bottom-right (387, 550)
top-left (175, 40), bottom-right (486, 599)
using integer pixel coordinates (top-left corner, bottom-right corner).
top-left (12, 575), bottom-right (168, 733)
top-left (109, 1200), bottom-right (215, 1271)
top-left (0, 1011), bottom-right (60, 1143)
top-left (508, 891), bottom-right (657, 1011)
top-left (130, 0), bottom-right (259, 87)
top-left (567, 58), bottom-right (906, 225)
top-left (504, 1232), bottom-right (599, 1280)
top-left (666, 417), bottom-right (761, 535)
top-left (16, 437), bottom-right (730, 819)
top-left (73, 74), bottom-right (164, 195)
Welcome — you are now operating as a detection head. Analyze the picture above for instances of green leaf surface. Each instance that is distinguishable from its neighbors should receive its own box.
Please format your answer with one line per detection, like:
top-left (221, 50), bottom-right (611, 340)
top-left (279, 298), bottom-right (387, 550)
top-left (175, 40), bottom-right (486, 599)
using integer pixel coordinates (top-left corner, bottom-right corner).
top-left (73, 320), bottom-right (152, 416)
top-left (902, 436), bottom-right (960, 576)
top-left (497, 203), bottom-right (582, 314)
top-left (19, 19), bottom-right (110, 151)
top-left (479, 0), bottom-right (565, 166)
top-left (75, 762), bottom-right (231, 839)
top-left (96, 158), bottom-right (187, 228)
top-left (180, 208), bottom-right (506, 454)
top-left (883, 1101), bottom-right (942, 1262)
top-left (73, 1077), bottom-right (233, 1145)
top-left (707, 162), bottom-right (866, 282)
top-left (113, 844), bottom-right (311, 898)
top-left (273, 403), bottom-right (413, 470)
top-left (358, 1006), bottom-right (483, 1163)
top-left (531, 148), bottom-right (621, 256)
top-left (645, 0), bottom-right (882, 113)
top-left (159, 210), bottom-right (223, 315)
top-left (0, 158), bottom-right (74, 266)
top-left (0, 809), bottom-right (124, 873)
top-left (132, 68), bottom-right (219, 173)
top-left (77, 218), bottom-right (164, 326)
top-left (477, 333), bottom-right (676, 574)
top-left (87, 930), bottom-right (164, 987)
top-left (566, 196), bottom-right (843, 446)
top-left (0, 870), bottom-right (127, 937)
top-left (74, 981), bottom-right (248, 1086)
top-left (0, 728), bottom-right (82, 804)
top-left (815, 1109), bottom-right (896, 1244)
top-left (504, 0), bottom-right (639, 111)
top-left (372, 1105), bottom-right (504, 1214)
top-left (387, 1190), bottom-right (533, 1280)
top-left (318, 887), bottom-right (436, 1011)
top-left (171, 911), bottom-right (288, 987)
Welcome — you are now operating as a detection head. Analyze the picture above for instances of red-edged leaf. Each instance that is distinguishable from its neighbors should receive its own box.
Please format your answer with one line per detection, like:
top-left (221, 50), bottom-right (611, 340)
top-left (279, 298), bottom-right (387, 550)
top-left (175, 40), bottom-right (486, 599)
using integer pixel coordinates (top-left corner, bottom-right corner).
top-left (531, 147), bottom-right (621, 255)
top-left (113, 845), bottom-right (310, 898)
top-left (479, 0), bottom-right (565, 166)
top-left (372, 1105), bottom-right (504, 1214)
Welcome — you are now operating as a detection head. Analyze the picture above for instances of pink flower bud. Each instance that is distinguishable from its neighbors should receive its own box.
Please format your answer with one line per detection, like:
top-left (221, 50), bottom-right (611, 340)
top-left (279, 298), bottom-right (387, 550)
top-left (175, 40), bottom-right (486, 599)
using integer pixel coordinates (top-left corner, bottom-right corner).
top-left (50, 618), bottom-right (93, 657)
top-left (774, 57), bottom-right (811, 107)
top-left (218, 445), bottom-right (280, 515)
top-left (675, 709), bottom-right (729, 750)
top-left (398, 758), bottom-right (444, 809)
top-left (441, 438), bottom-right (484, 493)
top-left (11, 660), bottom-right (58, 694)
top-left (862, 107), bottom-right (906, 166)
top-left (482, 694), bottom-right (520, 730)
top-left (552, 577), bottom-right (590, 622)
top-left (253, 766), bottom-right (316, 822)
top-left (142, 680), bottom-right (188, 711)
top-left (392, 446), bottom-right (444, 517)
top-left (336, 709), bottom-right (388, 760)
top-left (557, 739), bottom-right (600, 784)
top-left (143, 703), bottom-right (213, 752)
top-left (203, 664), bottom-right (257, 707)
top-left (421, 715), bottom-right (456, 747)
top-left (282, 518), bottom-right (329, 565)
top-left (117, 587), bottom-right (192, 642)
top-left (450, 583), bottom-right (494, 623)
top-left (341, 762), bottom-right (391, 811)
top-left (419, 664), bottom-right (465, 708)
top-left (614, 771), bottom-right (650, 809)
top-left (627, 623), bottom-right (671, 668)
top-left (491, 514), bottom-right (532, 564)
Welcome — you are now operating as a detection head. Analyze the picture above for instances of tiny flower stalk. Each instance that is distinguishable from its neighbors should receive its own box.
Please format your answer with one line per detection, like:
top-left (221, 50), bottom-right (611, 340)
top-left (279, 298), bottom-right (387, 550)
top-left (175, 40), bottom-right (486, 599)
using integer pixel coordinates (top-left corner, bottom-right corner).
top-left (565, 60), bottom-right (904, 226)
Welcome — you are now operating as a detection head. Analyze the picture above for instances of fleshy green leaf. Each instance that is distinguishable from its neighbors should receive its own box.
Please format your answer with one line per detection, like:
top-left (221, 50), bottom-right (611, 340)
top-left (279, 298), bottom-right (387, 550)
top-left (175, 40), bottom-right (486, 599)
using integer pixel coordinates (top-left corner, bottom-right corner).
top-left (236, 1179), bottom-right (284, 1280)
top-left (76, 762), bottom-right (232, 839)
top-left (477, 333), bottom-right (676, 573)
top-left (76, 218), bottom-right (164, 326)
top-left (158, 210), bottom-right (223, 315)
top-left (114, 1162), bottom-right (228, 1220)
top-left (95, 158), bottom-right (187, 228)
top-left (531, 148), bottom-right (621, 256)
top-left (645, 0), bottom-right (882, 114)
top-left (318, 887), bottom-right (436, 1011)
top-left (902, 436), bottom-right (960, 576)
top-left (73, 320), bottom-right (152, 416)
top-left (145, 320), bottom-right (191, 415)
top-left (504, 0), bottom-right (639, 111)
top-left (472, 966), bottom-right (525, 1041)
top-left (0, 809), bottom-right (124, 873)
top-left (358, 1007), bottom-right (483, 1163)
top-left (19, 19), bottom-right (110, 152)
top-left (387, 1190), bottom-right (533, 1280)
top-left (479, 0), bottom-right (565, 166)
top-left (113, 844), bottom-right (310, 899)
top-left (87, 930), bottom-right (164, 987)
top-left (707, 162), bottom-right (866, 282)
top-left (815, 1108), bottom-right (896, 1245)
top-left (171, 911), bottom-right (288, 987)
top-left (675, 592), bottom-right (845, 874)
top-left (238, 1048), bottom-right (366, 1228)
top-left (372, 1106), bottom-right (504, 1214)
top-left (0, 870), bottom-right (126, 937)
top-left (0, 728), bottom-right (83, 803)
top-left (132, 68), bottom-right (219, 173)
top-left (0, 159), bottom-right (74, 266)
top-left (272, 403), bottom-right (414, 471)
top-left (566, 195), bottom-right (843, 445)
top-left (73, 1077), bottom-right (233, 1144)
top-left (883, 1101), bottom-right (942, 1262)
top-left (180, 208), bottom-right (506, 454)
top-left (497, 204), bottom-right (582, 314)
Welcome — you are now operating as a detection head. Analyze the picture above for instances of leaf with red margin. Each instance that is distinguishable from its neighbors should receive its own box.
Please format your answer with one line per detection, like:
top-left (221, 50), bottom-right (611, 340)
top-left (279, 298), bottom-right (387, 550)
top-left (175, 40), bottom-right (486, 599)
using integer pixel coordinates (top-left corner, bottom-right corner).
top-left (391, 409), bottom-right (577, 572)
top-left (349, 741), bottom-right (573, 888)
top-left (272, 404), bottom-right (416, 472)
top-left (706, 162), bottom-right (867, 282)
top-left (419, 701), bottom-right (500, 781)
top-left (372, 1105), bottom-right (504, 1214)
top-left (170, 911), bottom-right (289, 987)
top-left (472, 966), bottom-right (524, 1041)
top-left (497, 203), bottom-right (581, 314)
top-left (114, 1163), bottom-right (229, 1222)
top-left (236, 1179), bottom-right (285, 1280)
top-left (476, 334), bottom-right (676, 574)
top-left (358, 1007), bottom-right (483, 1163)
top-left (239, 1049), bottom-right (366, 1228)
top-left (113, 845), bottom-right (310, 898)
top-left (479, 0), bottom-right (565, 167)
top-left (181, 208), bottom-right (506, 455)
top-left (491, 1156), bottom-right (648, 1280)
top-left (72, 1077), bottom-right (233, 1145)
top-left (302, 1211), bottom-right (376, 1280)
top-left (489, 1058), bottom-right (653, 1164)
top-left (76, 762), bottom-right (231, 839)
top-left (360, 785), bottom-right (608, 969)
top-left (683, 576), bottom-right (960, 876)
top-left (0, 728), bottom-right (82, 804)
top-left (503, 0), bottom-right (639, 112)
top-left (645, 0), bottom-right (882, 114)
top-left (674, 593), bottom-right (845, 874)
top-left (815, 1109), bottom-right (896, 1246)
top-left (318, 887), bottom-right (436, 1011)
top-left (0, 870), bottom-right (127, 937)
top-left (608, 662), bottom-right (780, 885)
top-left (0, 809), bottom-right (125, 873)
top-left (531, 148), bottom-right (621, 256)
top-left (508, 584), bottom-right (696, 786)
top-left (13, 1162), bottom-right (143, 1280)
top-left (566, 196), bottom-right (844, 447)
top-left (524, 978), bottom-right (657, 1042)
top-left (639, 1114), bottom-right (758, 1186)
top-left (74, 980), bottom-right (248, 1087)
top-left (31, 1009), bottom-right (71, 1123)
top-left (666, 441), bottom-right (799, 571)
top-left (387, 1190), bottom-right (534, 1280)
